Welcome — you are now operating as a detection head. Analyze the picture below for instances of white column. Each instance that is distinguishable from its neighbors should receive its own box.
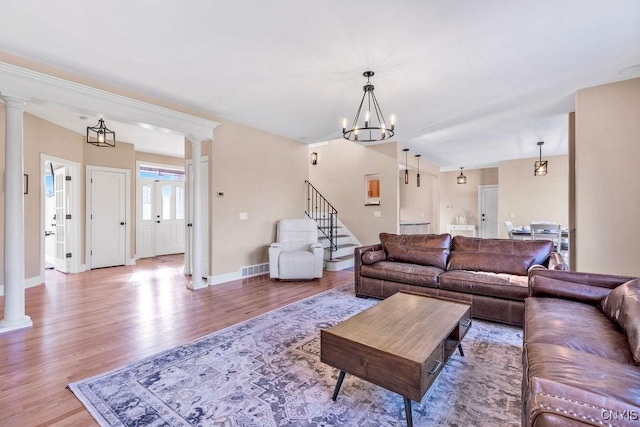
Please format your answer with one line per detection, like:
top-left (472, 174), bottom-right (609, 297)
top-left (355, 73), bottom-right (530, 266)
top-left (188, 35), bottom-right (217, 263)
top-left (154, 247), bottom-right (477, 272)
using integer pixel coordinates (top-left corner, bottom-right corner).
top-left (187, 138), bottom-right (206, 290)
top-left (0, 94), bottom-right (33, 334)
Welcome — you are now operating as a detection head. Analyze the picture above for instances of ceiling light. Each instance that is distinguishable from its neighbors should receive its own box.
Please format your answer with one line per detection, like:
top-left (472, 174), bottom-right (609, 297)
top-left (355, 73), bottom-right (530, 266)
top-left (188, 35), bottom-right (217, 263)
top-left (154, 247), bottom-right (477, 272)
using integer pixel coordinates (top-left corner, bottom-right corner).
top-left (342, 71), bottom-right (395, 143)
top-left (415, 154), bottom-right (421, 187)
top-left (403, 148), bottom-right (409, 184)
top-left (534, 141), bottom-right (548, 176)
top-left (87, 119), bottom-right (115, 147)
top-left (457, 167), bottom-right (467, 184)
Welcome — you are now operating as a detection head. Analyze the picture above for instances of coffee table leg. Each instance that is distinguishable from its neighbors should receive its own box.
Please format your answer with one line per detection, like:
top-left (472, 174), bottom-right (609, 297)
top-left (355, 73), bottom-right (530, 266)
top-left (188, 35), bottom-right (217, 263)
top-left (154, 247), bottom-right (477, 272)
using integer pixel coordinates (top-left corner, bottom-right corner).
top-left (332, 370), bottom-right (346, 401)
top-left (404, 397), bottom-right (413, 427)
top-left (458, 343), bottom-right (465, 357)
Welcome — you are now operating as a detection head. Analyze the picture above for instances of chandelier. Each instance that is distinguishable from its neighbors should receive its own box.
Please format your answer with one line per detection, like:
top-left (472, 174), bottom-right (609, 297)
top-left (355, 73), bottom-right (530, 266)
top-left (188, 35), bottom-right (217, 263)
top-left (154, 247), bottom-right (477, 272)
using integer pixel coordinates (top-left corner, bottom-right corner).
top-left (87, 119), bottom-right (116, 147)
top-left (342, 71), bottom-right (395, 142)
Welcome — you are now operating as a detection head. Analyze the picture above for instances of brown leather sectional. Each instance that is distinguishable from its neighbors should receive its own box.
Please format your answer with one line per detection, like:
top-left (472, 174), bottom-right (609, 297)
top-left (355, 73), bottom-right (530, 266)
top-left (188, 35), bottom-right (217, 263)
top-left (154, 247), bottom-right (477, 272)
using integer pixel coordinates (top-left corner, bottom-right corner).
top-left (354, 233), bottom-right (566, 326)
top-left (523, 269), bottom-right (640, 426)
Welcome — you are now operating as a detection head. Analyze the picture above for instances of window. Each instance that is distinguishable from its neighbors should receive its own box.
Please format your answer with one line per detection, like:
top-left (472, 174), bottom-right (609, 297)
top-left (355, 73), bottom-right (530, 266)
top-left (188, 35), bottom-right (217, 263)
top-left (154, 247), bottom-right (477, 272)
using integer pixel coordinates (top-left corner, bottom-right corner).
top-left (142, 185), bottom-right (152, 220)
top-left (176, 187), bottom-right (185, 220)
top-left (162, 186), bottom-right (171, 220)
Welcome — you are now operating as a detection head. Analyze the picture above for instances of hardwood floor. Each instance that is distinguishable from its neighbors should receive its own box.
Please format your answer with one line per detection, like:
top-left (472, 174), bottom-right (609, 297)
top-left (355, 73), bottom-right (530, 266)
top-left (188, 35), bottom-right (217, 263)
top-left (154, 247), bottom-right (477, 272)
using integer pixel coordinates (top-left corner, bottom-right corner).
top-left (0, 255), bottom-right (353, 426)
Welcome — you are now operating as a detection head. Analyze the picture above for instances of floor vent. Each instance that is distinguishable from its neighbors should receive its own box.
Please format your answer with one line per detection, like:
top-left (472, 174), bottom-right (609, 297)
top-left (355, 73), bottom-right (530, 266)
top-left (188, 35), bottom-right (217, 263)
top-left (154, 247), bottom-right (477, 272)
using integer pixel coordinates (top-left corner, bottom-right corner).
top-left (241, 263), bottom-right (269, 277)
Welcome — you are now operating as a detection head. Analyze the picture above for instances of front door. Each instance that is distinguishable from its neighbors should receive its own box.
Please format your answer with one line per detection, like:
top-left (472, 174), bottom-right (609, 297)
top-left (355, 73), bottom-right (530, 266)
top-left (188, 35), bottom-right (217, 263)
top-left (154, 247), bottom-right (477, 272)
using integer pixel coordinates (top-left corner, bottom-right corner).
top-left (90, 169), bottom-right (127, 268)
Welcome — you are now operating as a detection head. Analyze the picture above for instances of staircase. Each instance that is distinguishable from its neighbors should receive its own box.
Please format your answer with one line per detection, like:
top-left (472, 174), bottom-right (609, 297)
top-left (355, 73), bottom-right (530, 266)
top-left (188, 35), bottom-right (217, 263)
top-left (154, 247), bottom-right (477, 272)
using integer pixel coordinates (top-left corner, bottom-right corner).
top-left (305, 181), bottom-right (360, 271)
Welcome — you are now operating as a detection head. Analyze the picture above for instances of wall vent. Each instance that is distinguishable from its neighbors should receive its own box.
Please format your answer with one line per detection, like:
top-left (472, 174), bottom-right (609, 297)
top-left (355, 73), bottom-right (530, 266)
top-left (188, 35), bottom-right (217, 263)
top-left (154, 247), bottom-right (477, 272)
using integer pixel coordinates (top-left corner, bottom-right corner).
top-left (241, 263), bottom-right (269, 277)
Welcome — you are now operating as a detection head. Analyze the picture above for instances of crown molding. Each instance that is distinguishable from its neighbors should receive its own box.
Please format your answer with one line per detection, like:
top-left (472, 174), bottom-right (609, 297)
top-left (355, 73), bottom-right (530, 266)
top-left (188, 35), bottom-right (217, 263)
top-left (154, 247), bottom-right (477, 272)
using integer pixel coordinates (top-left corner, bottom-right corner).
top-left (0, 62), bottom-right (219, 140)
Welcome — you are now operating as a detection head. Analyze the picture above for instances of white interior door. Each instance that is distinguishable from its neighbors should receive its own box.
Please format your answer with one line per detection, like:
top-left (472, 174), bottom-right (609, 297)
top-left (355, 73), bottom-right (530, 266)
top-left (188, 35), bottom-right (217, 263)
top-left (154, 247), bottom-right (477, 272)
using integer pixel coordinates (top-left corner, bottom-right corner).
top-left (186, 159), bottom-right (209, 278)
top-left (90, 169), bottom-right (127, 268)
top-left (155, 181), bottom-right (186, 255)
top-left (479, 185), bottom-right (499, 238)
top-left (54, 167), bottom-right (70, 272)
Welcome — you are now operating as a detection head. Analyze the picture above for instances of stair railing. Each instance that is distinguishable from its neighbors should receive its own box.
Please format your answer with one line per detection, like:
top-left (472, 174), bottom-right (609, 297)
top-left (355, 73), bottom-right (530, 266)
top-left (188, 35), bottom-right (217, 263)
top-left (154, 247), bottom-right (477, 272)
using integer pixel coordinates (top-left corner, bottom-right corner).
top-left (304, 180), bottom-right (338, 259)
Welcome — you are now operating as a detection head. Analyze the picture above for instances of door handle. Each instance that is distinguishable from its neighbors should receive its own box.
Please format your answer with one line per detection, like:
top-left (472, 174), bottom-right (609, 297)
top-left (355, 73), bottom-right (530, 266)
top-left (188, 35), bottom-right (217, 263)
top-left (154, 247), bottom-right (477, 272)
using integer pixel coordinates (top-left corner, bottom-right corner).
top-left (120, 222), bottom-right (125, 225)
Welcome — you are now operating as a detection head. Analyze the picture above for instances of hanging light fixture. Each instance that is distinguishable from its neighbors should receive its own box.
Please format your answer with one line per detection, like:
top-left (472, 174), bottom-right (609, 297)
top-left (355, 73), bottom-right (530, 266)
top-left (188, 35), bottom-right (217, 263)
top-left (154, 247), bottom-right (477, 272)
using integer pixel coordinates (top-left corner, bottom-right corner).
top-left (415, 154), bottom-right (421, 187)
top-left (403, 148), bottom-right (409, 184)
top-left (534, 141), bottom-right (548, 176)
top-left (342, 71), bottom-right (395, 142)
top-left (457, 167), bottom-right (467, 184)
top-left (87, 118), bottom-right (116, 147)
top-left (310, 152), bottom-right (318, 165)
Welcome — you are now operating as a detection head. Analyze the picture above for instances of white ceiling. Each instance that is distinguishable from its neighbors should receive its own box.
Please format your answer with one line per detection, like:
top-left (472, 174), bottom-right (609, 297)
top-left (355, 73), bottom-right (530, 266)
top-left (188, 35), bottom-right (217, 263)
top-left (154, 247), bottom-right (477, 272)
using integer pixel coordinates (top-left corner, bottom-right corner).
top-left (1, 0), bottom-right (639, 168)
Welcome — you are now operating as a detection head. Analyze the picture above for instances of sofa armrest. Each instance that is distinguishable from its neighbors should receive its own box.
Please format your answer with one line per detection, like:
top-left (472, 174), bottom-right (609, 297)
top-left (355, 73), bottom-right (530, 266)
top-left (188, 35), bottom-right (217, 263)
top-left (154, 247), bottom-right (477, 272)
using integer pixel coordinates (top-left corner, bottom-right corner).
top-left (546, 252), bottom-right (568, 271)
top-left (354, 244), bottom-right (383, 295)
top-left (268, 243), bottom-right (283, 279)
top-left (526, 377), bottom-right (640, 427)
top-left (528, 269), bottom-right (634, 304)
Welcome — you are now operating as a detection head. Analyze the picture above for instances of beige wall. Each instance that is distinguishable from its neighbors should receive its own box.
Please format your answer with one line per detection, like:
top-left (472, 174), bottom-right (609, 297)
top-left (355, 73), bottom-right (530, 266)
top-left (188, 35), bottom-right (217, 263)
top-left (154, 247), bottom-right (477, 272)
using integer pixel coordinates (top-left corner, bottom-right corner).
top-left (438, 168), bottom-right (498, 233)
top-left (308, 139), bottom-right (399, 245)
top-left (135, 151), bottom-right (184, 168)
top-left (400, 157), bottom-right (440, 233)
top-left (207, 121), bottom-right (308, 276)
top-left (575, 77), bottom-right (640, 275)
top-left (497, 155), bottom-right (569, 239)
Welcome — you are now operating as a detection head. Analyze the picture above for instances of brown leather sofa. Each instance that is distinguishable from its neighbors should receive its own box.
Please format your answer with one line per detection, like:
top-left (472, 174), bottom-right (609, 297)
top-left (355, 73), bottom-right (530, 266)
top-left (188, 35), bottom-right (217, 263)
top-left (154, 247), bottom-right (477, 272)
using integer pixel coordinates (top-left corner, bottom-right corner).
top-left (355, 233), bottom-right (566, 326)
top-left (523, 269), bottom-right (640, 426)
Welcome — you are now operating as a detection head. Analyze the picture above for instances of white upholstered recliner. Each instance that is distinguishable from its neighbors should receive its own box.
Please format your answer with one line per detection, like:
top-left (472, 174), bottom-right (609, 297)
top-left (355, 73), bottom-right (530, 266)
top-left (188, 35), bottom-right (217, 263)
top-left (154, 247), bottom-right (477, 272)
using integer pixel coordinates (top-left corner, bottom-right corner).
top-left (269, 218), bottom-right (324, 280)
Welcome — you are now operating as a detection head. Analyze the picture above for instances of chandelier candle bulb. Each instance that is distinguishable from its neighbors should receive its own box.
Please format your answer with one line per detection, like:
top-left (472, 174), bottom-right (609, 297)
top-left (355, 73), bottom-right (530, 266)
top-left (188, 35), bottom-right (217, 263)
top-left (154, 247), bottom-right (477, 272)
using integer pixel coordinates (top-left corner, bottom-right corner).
top-left (365, 110), bottom-right (370, 128)
top-left (342, 118), bottom-right (347, 133)
top-left (390, 115), bottom-right (396, 131)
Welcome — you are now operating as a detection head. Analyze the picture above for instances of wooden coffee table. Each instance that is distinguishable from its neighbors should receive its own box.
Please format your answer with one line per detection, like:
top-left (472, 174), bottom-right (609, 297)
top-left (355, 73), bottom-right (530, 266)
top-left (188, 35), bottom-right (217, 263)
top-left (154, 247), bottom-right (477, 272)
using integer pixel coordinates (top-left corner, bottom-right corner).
top-left (320, 292), bottom-right (472, 427)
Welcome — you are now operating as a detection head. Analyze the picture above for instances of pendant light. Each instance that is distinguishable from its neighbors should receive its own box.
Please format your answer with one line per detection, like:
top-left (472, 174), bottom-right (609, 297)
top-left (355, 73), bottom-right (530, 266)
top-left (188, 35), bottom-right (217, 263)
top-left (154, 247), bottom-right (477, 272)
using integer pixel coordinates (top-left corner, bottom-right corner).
top-left (87, 119), bottom-right (116, 147)
top-left (415, 154), bottom-right (421, 187)
top-left (342, 71), bottom-right (395, 142)
top-left (457, 167), bottom-right (467, 184)
top-left (403, 148), bottom-right (409, 184)
top-left (534, 141), bottom-right (548, 176)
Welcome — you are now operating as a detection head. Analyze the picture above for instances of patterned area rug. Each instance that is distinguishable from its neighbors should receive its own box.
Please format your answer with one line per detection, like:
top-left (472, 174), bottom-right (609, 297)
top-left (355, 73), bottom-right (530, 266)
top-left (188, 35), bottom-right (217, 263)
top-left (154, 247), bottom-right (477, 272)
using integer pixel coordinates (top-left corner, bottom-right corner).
top-left (69, 285), bottom-right (523, 426)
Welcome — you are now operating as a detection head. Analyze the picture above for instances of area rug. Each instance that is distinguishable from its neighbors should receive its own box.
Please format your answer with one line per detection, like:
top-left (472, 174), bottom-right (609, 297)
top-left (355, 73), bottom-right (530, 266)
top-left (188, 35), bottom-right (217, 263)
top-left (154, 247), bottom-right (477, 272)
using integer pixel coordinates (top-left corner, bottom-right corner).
top-left (69, 284), bottom-right (523, 426)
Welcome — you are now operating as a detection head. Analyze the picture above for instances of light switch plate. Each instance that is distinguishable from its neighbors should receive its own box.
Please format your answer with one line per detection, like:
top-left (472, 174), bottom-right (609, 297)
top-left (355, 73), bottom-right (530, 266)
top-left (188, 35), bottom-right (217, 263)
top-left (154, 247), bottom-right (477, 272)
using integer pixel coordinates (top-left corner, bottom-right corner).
top-left (239, 212), bottom-right (248, 220)
top-left (373, 211), bottom-right (382, 218)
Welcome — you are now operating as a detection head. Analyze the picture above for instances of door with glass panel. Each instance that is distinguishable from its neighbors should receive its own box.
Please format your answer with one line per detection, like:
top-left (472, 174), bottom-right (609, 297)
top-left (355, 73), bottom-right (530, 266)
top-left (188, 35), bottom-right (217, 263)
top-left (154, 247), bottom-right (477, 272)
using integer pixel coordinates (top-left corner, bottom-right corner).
top-left (137, 177), bottom-right (185, 258)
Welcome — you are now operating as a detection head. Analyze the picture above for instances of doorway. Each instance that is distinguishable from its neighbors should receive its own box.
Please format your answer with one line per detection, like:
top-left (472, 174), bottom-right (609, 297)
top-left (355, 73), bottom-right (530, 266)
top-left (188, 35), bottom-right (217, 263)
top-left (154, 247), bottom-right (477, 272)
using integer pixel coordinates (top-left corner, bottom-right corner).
top-left (136, 162), bottom-right (186, 259)
top-left (478, 185), bottom-right (499, 238)
top-left (41, 155), bottom-right (81, 276)
top-left (86, 165), bottom-right (131, 269)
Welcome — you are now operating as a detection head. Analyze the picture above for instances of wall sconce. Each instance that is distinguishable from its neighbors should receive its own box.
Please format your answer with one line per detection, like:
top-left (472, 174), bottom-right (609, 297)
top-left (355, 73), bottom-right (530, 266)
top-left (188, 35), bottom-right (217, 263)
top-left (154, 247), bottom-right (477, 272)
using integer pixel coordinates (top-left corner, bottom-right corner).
top-left (415, 154), bottom-right (421, 187)
top-left (403, 148), bottom-right (409, 184)
top-left (457, 167), bottom-right (467, 184)
top-left (310, 152), bottom-right (318, 165)
top-left (534, 141), bottom-right (548, 176)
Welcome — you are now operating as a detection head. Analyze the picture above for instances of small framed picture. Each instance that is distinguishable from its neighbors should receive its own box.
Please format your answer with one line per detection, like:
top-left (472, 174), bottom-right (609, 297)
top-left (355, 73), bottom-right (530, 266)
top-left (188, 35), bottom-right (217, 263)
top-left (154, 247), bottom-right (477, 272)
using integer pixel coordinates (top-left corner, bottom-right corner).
top-left (364, 173), bottom-right (381, 206)
top-left (456, 214), bottom-right (467, 225)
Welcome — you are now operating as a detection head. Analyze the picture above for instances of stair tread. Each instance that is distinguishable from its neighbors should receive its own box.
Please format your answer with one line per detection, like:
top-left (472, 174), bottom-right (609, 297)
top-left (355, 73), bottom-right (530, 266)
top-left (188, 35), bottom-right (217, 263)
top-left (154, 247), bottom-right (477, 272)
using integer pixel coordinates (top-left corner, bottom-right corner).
top-left (318, 234), bottom-right (349, 240)
top-left (325, 254), bottom-right (354, 262)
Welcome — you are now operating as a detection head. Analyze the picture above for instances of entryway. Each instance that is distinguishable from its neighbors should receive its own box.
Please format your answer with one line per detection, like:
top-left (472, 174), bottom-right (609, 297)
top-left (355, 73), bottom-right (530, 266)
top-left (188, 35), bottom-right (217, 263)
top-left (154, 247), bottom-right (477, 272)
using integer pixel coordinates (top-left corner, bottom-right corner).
top-left (478, 185), bottom-right (498, 238)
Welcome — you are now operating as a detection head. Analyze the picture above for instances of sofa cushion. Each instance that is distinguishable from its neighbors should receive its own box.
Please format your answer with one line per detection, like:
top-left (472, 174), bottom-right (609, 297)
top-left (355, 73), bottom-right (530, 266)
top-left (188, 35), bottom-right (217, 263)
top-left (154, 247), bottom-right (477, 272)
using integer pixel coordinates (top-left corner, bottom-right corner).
top-left (452, 235), bottom-right (552, 265)
top-left (525, 297), bottom-right (634, 364)
top-left (600, 278), bottom-right (640, 364)
top-left (380, 232), bottom-right (451, 249)
top-left (361, 249), bottom-right (386, 265)
top-left (439, 270), bottom-right (528, 300)
top-left (385, 242), bottom-right (449, 269)
top-left (525, 342), bottom-right (640, 408)
top-left (360, 261), bottom-right (443, 288)
top-left (447, 251), bottom-right (535, 276)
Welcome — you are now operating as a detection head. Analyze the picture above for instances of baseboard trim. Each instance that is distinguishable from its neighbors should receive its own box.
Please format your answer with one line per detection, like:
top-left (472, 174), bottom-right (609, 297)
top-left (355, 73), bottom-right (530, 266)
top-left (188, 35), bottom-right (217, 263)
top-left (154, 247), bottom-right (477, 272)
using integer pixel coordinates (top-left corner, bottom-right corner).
top-left (209, 272), bottom-right (241, 285)
top-left (0, 274), bottom-right (45, 297)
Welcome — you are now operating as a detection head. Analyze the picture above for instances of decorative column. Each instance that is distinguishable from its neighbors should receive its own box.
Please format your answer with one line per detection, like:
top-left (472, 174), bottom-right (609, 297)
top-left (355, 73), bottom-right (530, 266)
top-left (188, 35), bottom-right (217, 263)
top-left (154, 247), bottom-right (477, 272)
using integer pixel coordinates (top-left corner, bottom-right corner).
top-left (187, 137), bottom-right (206, 290)
top-left (0, 94), bottom-right (33, 334)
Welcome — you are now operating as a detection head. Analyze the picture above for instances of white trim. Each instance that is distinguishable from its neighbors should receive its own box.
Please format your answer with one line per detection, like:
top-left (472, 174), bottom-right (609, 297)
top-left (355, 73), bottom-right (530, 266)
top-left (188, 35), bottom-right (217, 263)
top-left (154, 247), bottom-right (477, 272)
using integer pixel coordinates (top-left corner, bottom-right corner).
top-left (85, 165), bottom-right (132, 269)
top-left (183, 156), bottom-right (209, 277)
top-left (209, 272), bottom-right (241, 285)
top-left (0, 61), bottom-right (220, 141)
top-left (0, 275), bottom-right (44, 297)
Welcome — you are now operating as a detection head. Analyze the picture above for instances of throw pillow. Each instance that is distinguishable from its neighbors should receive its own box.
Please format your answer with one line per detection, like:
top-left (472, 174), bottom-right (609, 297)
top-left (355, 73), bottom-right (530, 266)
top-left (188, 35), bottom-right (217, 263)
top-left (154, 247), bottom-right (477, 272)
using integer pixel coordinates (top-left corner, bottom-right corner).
top-left (384, 242), bottom-right (449, 269)
top-left (361, 250), bottom-right (386, 265)
top-left (600, 278), bottom-right (640, 364)
top-left (447, 252), bottom-right (535, 276)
